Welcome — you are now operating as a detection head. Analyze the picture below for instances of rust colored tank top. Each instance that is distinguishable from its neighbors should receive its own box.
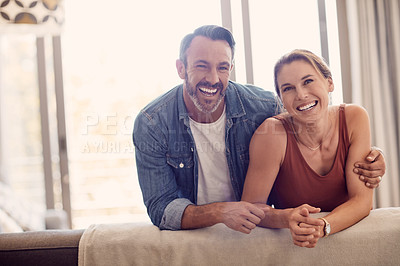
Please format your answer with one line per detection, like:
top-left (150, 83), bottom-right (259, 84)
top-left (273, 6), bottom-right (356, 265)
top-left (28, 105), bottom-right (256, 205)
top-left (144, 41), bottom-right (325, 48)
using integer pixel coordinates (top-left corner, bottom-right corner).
top-left (268, 105), bottom-right (350, 211)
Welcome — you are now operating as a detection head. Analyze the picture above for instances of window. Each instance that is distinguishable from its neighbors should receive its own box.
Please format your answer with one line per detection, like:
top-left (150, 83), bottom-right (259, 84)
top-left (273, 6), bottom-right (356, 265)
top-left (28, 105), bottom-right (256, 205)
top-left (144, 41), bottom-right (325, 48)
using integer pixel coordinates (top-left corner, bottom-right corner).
top-left (0, 35), bottom-right (46, 209)
top-left (63, 0), bottom-right (222, 229)
top-left (230, 0), bottom-right (342, 103)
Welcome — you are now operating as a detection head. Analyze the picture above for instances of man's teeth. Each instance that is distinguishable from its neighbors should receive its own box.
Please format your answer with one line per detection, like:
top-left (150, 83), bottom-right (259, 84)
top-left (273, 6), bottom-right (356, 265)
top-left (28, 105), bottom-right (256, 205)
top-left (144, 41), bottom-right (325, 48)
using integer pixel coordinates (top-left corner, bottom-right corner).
top-left (199, 87), bottom-right (217, 94)
top-left (298, 101), bottom-right (317, 111)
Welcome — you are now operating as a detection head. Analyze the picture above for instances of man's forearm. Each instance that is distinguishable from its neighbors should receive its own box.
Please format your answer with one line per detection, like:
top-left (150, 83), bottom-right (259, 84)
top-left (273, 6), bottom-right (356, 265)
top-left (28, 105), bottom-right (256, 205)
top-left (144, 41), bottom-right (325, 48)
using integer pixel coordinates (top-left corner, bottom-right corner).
top-left (159, 198), bottom-right (193, 230)
top-left (181, 201), bottom-right (267, 234)
top-left (181, 203), bottom-right (222, 229)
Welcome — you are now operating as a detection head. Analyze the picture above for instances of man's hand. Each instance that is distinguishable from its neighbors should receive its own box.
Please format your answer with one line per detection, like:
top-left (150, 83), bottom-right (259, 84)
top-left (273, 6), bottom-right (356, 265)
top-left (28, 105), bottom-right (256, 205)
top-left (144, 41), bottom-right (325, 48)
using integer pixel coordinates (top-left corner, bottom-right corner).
top-left (181, 201), bottom-right (266, 234)
top-left (354, 148), bottom-right (386, 188)
top-left (219, 201), bottom-right (267, 234)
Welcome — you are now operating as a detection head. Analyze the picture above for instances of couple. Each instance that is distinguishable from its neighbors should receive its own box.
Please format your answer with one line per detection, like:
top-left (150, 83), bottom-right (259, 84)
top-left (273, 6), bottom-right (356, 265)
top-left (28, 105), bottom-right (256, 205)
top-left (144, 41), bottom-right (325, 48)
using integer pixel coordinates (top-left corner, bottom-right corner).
top-left (132, 25), bottom-right (385, 248)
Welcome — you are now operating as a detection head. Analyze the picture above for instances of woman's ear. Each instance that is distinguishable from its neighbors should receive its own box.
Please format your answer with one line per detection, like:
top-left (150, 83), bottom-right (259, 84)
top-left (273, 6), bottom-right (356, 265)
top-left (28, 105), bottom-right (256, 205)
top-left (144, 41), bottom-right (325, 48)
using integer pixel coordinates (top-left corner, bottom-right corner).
top-left (327, 77), bottom-right (334, 92)
top-left (176, 59), bottom-right (186, 79)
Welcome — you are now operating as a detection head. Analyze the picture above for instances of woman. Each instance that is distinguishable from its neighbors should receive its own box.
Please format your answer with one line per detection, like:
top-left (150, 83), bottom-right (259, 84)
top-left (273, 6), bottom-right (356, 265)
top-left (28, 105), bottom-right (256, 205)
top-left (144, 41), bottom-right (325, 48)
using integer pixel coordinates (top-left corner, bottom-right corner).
top-left (241, 49), bottom-right (373, 248)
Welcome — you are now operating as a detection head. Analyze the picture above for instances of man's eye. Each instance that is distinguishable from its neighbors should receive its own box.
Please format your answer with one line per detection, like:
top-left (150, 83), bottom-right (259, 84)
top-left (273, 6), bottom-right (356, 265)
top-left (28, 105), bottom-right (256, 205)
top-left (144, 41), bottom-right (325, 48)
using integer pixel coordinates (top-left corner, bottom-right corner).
top-left (196, 65), bottom-right (206, 68)
top-left (219, 66), bottom-right (229, 71)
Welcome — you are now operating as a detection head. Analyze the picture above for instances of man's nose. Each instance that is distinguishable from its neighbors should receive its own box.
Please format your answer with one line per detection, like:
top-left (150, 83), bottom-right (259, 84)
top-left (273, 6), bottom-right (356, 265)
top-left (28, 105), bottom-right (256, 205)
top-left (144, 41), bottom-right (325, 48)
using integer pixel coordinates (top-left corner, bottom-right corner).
top-left (205, 68), bottom-right (219, 85)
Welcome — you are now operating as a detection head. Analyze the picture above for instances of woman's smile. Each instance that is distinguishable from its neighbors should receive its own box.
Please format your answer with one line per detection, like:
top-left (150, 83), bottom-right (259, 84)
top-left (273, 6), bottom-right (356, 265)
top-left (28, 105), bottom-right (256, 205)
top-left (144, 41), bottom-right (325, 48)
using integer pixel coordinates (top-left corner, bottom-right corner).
top-left (297, 100), bottom-right (318, 112)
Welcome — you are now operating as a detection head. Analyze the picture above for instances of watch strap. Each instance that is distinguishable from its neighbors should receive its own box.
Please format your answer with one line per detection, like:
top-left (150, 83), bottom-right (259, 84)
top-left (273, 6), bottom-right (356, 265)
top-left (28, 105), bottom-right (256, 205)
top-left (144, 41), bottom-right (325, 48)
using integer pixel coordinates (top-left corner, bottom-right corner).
top-left (319, 217), bottom-right (330, 237)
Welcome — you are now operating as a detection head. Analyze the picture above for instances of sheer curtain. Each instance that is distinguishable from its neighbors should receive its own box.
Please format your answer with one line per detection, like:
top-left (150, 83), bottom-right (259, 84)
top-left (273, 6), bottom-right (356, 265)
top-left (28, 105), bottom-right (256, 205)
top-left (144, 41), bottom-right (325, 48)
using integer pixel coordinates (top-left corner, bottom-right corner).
top-left (337, 0), bottom-right (400, 207)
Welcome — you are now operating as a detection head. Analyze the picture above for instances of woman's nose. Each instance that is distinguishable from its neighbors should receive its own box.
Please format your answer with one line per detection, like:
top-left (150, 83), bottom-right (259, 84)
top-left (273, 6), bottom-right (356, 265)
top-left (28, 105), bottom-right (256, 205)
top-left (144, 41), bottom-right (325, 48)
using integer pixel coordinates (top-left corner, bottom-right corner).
top-left (296, 87), bottom-right (308, 99)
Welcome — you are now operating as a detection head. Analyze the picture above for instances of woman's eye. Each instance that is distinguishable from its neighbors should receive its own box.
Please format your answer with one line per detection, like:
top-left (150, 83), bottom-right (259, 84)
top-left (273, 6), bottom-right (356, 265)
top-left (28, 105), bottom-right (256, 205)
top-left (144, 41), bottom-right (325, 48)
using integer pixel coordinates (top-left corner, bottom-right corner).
top-left (304, 79), bottom-right (313, 85)
top-left (282, 86), bottom-right (293, 92)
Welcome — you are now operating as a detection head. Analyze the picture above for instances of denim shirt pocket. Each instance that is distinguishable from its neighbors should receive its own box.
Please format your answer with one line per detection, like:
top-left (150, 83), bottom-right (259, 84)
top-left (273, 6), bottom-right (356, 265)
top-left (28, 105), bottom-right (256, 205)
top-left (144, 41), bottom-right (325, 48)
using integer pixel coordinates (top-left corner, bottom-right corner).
top-left (166, 153), bottom-right (195, 198)
top-left (166, 153), bottom-right (194, 169)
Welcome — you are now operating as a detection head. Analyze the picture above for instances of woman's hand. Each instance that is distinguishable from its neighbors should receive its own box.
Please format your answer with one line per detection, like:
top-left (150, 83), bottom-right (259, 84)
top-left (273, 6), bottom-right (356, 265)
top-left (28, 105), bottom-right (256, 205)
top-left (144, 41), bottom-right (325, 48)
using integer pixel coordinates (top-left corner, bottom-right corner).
top-left (298, 222), bottom-right (324, 248)
top-left (287, 204), bottom-right (324, 248)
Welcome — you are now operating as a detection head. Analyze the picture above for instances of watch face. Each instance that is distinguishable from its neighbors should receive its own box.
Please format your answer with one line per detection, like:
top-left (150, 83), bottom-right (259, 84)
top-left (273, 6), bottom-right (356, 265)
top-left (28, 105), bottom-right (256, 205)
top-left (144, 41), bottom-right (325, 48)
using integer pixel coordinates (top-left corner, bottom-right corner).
top-left (326, 223), bottom-right (331, 235)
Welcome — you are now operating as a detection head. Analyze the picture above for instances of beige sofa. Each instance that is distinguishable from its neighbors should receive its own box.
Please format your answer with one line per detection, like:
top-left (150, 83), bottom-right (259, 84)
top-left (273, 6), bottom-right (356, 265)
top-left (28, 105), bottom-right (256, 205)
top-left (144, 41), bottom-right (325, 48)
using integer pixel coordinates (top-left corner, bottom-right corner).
top-left (1, 208), bottom-right (400, 266)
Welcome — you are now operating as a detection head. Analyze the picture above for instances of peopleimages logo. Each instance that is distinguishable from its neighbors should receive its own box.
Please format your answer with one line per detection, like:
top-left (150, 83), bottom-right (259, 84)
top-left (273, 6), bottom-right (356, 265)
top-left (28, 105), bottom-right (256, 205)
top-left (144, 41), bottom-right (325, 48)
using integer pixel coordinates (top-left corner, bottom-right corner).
top-left (81, 112), bottom-right (136, 136)
top-left (80, 113), bottom-right (137, 154)
top-left (81, 139), bottom-right (134, 154)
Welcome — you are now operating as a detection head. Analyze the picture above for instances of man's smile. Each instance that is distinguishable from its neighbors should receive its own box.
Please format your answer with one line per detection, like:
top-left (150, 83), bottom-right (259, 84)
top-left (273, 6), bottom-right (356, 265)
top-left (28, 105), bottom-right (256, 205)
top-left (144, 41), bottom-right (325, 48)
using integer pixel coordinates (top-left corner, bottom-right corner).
top-left (199, 87), bottom-right (218, 96)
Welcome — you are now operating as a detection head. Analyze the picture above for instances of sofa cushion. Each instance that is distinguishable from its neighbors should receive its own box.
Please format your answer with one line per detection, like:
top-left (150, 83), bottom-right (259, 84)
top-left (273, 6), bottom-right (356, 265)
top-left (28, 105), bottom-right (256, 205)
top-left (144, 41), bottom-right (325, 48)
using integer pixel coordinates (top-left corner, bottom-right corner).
top-left (0, 229), bottom-right (84, 266)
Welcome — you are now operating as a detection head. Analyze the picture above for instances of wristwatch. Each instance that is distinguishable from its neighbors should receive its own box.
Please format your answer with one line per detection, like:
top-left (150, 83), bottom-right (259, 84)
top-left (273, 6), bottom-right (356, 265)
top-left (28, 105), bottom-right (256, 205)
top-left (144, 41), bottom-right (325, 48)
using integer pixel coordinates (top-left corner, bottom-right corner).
top-left (320, 217), bottom-right (331, 237)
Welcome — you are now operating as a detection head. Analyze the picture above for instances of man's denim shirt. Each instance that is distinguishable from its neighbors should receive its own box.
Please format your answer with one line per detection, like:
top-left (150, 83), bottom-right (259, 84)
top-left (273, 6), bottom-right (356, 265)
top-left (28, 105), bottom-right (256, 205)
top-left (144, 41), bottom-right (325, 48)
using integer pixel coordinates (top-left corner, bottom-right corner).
top-left (133, 81), bottom-right (280, 230)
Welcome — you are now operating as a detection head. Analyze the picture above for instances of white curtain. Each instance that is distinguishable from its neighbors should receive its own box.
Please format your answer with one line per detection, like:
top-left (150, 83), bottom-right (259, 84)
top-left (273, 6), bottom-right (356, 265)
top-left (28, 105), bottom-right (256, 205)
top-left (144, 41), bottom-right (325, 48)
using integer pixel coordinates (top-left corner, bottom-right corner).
top-left (344, 0), bottom-right (400, 207)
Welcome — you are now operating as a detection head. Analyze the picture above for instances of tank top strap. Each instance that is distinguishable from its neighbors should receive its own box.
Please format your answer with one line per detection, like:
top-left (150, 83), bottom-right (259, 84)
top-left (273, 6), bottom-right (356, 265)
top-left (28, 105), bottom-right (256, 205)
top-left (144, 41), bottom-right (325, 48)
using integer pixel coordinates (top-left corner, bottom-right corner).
top-left (338, 104), bottom-right (350, 148)
top-left (273, 115), bottom-right (295, 135)
top-left (273, 115), bottom-right (298, 149)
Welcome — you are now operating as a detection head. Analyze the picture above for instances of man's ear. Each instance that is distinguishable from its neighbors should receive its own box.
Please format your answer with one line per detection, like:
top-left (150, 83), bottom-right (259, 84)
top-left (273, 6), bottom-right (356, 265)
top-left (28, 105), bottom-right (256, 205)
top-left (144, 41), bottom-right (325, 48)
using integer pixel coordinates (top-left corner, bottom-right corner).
top-left (230, 61), bottom-right (235, 73)
top-left (176, 59), bottom-right (186, 79)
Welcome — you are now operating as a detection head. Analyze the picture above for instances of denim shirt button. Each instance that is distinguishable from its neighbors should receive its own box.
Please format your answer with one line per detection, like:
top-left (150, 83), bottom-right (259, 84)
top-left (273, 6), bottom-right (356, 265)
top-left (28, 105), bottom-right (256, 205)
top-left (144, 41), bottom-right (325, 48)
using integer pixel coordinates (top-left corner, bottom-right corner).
top-left (191, 148), bottom-right (194, 152)
top-left (179, 162), bottom-right (184, 168)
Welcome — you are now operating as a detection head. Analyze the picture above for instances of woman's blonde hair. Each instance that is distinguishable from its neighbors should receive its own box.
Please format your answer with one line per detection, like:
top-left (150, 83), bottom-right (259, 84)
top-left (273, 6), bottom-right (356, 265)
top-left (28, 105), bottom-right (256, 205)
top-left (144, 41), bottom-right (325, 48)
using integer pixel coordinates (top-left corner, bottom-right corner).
top-left (273, 49), bottom-right (332, 97)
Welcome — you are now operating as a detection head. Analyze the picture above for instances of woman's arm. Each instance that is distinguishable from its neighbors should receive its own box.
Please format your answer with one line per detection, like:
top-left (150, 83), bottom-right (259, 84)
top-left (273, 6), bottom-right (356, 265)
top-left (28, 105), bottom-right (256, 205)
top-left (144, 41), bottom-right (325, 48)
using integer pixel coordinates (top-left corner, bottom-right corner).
top-left (242, 118), bottom-right (283, 199)
top-left (319, 105), bottom-right (373, 236)
top-left (241, 118), bottom-right (285, 221)
top-left (242, 118), bottom-right (322, 231)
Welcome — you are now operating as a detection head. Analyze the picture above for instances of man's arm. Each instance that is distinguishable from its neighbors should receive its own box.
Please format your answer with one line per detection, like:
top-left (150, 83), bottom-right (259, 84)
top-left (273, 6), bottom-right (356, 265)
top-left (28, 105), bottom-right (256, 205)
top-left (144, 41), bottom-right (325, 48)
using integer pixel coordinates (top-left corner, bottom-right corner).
top-left (354, 148), bottom-right (386, 188)
top-left (181, 201), bottom-right (266, 234)
top-left (133, 114), bottom-right (190, 230)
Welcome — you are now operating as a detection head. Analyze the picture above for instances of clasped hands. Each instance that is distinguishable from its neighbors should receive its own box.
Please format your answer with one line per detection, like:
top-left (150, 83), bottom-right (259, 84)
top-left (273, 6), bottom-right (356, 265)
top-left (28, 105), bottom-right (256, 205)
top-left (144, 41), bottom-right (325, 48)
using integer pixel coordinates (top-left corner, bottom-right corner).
top-left (220, 202), bottom-right (324, 248)
top-left (287, 204), bottom-right (324, 248)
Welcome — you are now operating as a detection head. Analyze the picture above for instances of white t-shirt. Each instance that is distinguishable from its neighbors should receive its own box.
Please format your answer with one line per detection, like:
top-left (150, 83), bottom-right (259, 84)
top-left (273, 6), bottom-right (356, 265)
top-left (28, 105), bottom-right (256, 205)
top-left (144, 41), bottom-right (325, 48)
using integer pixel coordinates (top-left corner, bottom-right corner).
top-left (189, 107), bottom-right (236, 205)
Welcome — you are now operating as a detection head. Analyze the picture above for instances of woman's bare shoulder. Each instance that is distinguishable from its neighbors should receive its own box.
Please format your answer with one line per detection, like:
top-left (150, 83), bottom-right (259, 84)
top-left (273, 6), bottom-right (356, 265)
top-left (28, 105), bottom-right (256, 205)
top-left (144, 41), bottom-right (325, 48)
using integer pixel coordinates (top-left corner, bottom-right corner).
top-left (251, 115), bottom-right (287, 153)
top-left (249, 116), bottom-right (287, 167)
top-left (340, 104), bottom-right (370, 143)
top-left (254, 114), bottom-right (287, 136)
top-left (341, 104), bottom-right (369, 125)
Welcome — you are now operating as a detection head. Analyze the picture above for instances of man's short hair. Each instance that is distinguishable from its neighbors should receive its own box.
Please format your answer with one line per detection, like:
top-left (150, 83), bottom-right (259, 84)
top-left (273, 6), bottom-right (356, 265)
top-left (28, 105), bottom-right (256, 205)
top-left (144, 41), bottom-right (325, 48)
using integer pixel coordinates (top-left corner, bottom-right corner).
top-left (179, 25), bottom-right (236, 66)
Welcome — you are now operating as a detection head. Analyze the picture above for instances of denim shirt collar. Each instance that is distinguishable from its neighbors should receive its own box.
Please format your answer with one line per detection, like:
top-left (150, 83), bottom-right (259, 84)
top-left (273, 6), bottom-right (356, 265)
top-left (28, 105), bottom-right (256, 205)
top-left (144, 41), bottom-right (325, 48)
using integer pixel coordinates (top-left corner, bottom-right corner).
top-left (177, 81), bottom-right (246, 126)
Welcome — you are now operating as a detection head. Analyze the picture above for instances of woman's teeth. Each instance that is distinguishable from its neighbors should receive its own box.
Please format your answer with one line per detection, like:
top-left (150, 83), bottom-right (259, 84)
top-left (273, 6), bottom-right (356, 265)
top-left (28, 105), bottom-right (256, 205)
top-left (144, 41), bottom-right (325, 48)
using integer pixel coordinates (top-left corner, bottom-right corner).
top-left (297, 101), bottom-right (317, 111)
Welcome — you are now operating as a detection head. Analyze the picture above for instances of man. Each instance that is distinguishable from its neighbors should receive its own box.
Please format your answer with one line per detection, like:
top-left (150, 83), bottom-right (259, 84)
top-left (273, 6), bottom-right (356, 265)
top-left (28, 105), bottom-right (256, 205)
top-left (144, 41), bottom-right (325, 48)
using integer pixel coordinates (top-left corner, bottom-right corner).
top-left (132, 25), bottom-right (385, 234)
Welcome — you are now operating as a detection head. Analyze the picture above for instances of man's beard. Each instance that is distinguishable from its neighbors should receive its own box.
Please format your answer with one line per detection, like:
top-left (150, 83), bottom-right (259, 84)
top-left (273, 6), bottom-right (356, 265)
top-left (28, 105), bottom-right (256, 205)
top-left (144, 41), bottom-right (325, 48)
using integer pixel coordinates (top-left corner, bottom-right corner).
top-left (185, 74), bottom-right (225, 114)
